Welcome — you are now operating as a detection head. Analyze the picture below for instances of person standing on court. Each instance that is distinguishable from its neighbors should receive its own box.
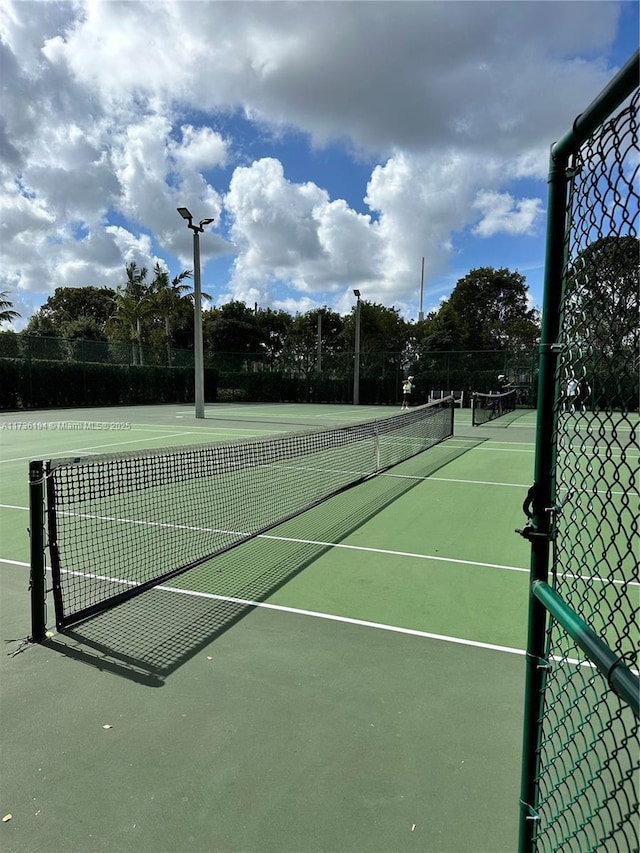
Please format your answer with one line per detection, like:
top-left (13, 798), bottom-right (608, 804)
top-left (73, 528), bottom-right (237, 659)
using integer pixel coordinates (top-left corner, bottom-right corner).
top-left (401, 376), bottom-right (414, 410)
top-left (497, 374), bottom-right (511, 393)
top-left (496, 374), bottom-right (511, 412)
top-left (566, 376), bottom-right (580, 412)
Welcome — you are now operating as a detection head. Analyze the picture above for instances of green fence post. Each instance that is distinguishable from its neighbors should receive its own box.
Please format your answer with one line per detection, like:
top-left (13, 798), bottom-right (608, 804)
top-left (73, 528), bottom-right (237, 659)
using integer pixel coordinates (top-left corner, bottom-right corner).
top-left (29, 461), bottom-right (47, 642)
top-left (517, 142), bottom-right (569, 852)
top-left (518, 50), bottom-right (640, 852)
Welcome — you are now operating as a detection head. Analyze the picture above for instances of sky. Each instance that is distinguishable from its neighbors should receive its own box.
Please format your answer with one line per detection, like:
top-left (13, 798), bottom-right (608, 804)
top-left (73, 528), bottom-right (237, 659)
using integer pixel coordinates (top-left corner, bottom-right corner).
top-left (1, 0), bottom-right (638, 330)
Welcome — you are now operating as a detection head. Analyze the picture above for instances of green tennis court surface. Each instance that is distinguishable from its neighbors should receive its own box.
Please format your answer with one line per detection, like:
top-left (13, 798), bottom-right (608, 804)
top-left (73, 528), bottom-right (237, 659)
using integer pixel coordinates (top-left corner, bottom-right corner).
top-left (3, 402), bottom-right (537, 851)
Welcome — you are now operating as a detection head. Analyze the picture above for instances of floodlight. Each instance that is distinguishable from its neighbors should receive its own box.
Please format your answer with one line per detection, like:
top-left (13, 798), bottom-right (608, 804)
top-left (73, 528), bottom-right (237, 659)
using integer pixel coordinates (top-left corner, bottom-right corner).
top-left (177, 207), bottom-right (192, 220)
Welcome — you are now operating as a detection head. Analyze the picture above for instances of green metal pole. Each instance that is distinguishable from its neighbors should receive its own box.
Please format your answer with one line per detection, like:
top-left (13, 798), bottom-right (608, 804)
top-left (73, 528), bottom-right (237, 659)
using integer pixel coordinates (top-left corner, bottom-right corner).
top-left (533, 582), bottom-right (639, 717)
top-left (29, 461), bottom-right (47, 642)
top-left (553, 51), bottom-right (639, 160)
top-left (518, 52), bottom-right (640, 852)
top-left (517, 144), bottom-right (569, 852)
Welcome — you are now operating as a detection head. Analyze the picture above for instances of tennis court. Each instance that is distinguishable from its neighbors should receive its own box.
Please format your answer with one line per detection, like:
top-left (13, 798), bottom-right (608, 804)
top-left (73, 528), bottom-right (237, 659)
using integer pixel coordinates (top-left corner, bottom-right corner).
top-left (2, 401), bottom-right (538, 852)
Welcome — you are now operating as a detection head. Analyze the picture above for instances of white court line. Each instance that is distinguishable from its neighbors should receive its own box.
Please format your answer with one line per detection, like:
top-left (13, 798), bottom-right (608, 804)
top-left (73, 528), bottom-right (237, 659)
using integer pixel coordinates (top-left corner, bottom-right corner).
top-left (2, 503), bottom-right (637, 588)
top-left (450, 440), bottom-right (638, 459)
top-left (258, 537), bottom-right (638, 587)
top-left (0, 432), bottom-right (197, 465)
top-left (379, 472), bottom-right (633, 498)
top-left (0, 557), bottom-right (527, 656)
top-left (2, 556), bottom-right (628, 673)
top-left (426, 476), bottom-right (634, 498)
top-left (164, 585), bottom-right (530, 657)
top-left (128, 422), bottom-right (286, 435)
top-left (450, 438), bottom-right (535, 446)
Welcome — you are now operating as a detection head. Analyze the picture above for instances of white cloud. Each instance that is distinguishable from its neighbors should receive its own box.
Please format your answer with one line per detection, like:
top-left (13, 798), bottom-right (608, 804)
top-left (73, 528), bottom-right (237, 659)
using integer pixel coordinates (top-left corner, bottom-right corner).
top-left (0, 0), bottom-right (630, 320)
top-left (171, 125), bottom-right (228, 172)
top-left (472, 191), bottom-right (544, 238)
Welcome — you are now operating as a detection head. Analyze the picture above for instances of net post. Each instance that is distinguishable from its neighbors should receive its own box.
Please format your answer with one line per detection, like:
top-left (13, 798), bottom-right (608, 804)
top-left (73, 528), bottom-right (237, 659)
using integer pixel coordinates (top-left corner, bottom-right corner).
top-left (374, 421), bottom-right (380, 471)
top-left (29, 460), bottom-right (47, 643)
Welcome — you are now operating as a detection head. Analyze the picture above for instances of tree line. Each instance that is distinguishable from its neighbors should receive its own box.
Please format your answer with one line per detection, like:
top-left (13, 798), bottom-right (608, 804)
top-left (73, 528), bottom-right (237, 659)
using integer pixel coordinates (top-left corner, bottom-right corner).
top-left (3, 235), bottom-right (637, 371)
top-left (2, 265), bottom-right (543, 369)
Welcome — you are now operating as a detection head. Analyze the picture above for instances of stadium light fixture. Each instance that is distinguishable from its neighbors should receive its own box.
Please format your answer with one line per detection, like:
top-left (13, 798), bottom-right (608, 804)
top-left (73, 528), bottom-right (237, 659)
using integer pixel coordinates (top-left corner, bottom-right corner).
top-left (177, 208), bottom-right (214, 418)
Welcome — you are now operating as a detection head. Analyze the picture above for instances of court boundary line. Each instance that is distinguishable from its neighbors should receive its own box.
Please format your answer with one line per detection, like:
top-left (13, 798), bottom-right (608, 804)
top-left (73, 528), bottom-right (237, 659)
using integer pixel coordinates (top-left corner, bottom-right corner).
top-left (2, 518), bottom-right (637, 588)
top-left (4, 558), bottom-right (637, 675)
top-left (0, 432), bottom-right (199, 465)
top-left (1, 556), bottom-right (620, 673)
top-left (3, 493), bottom-right (638, 587)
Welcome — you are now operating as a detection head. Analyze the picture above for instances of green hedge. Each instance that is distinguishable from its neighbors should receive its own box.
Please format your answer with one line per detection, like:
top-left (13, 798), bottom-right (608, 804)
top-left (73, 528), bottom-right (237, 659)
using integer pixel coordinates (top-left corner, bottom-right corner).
top-left (0, 359), bottom-right (218, 409)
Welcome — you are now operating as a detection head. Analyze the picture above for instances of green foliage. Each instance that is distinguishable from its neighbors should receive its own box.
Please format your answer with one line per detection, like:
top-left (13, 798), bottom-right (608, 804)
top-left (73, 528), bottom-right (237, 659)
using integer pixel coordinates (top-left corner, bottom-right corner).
top-left (0, 331), bottom-right (21, 358)
top-left (5, 262), bottom-right (544, 408)
top-left (566, 236), bottom-right (638, 353)
top-left (203, 301), bottom-right (264, 354)
top-left (254, 307), bottom-right (294, 364)
top-left (23, 312), bottom-right (60, 337)
top-left (446, 267), bottom-right (540, 351)
top-left (340, 302), bottom-right (407, 354)
top-left (0, 290), bottom-right (20, 326)
top-left (417, 267), bottom-right (540, 354)
top-left (26, 286), bottom-right (115, 339)
top-left (417, 303), bottom-right (461, 351)
top-left (216, 371), bottom-right (305, 403)
top-left (62, 317), bottom-right (106, 341)
top-left (0, 359), bottom-right (22, 408)
top-left (0, 359), bottom-right (218, 408)
top-left (564, 235), bottom-right (639, 411)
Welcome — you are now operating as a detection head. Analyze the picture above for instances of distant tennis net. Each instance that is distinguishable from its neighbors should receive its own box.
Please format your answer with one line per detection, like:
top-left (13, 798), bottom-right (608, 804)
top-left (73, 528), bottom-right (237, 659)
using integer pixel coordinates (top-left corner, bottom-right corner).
top-left (30, 398), bottom-right (454, 635)
top-left (471, 389), bottom-right (517, 426)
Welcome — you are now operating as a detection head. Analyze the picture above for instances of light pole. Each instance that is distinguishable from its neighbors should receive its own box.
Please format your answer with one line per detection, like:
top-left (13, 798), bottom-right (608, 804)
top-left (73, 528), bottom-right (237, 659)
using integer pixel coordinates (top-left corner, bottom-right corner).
top-left (353, 289), bottom-right (361, 405)
top-left (177, 207), bottom-right (214, 419)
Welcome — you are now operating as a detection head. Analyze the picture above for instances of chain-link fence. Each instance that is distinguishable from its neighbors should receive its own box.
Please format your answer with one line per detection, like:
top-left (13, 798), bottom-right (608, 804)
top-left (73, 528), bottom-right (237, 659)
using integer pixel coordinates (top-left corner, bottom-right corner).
top-left (0, 333), bottom-right (195, 367)
top-left (519, 52), bottom-right (638, 853)
top-left (0, 333), bottom-right (538, 408)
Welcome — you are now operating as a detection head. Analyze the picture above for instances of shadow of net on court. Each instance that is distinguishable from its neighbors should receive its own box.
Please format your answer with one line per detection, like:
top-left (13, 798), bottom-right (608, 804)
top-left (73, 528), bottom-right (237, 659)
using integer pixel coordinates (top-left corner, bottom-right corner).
top-left (45, 438), bottom-right (485, 684)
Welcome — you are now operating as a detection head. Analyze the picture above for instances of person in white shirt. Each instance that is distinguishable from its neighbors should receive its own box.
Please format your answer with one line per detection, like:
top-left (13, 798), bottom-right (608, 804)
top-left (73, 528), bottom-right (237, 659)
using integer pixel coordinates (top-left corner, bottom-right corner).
top-left (401, 376), bottom-right (414, 410)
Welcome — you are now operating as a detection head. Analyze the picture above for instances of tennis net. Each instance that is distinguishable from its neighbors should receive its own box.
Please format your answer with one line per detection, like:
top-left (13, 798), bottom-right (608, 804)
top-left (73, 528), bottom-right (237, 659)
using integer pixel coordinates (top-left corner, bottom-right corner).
top-left (471, 389), bottom-right (517, 426)
top-left (34, 398), bottom-right (454, 632)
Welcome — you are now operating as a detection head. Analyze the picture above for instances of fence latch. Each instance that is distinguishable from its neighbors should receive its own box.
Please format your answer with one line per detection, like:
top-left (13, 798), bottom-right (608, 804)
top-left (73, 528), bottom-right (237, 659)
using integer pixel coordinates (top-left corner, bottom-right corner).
top-left (515, 483), bottom-right (551, 541)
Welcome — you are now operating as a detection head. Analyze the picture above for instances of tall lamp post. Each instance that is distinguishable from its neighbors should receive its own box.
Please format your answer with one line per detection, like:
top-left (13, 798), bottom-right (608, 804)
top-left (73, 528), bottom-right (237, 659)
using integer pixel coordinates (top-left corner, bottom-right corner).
top-left (177, 207), bottom-right (214, 419)
top-left (353, 289), bottom-right (361, 405)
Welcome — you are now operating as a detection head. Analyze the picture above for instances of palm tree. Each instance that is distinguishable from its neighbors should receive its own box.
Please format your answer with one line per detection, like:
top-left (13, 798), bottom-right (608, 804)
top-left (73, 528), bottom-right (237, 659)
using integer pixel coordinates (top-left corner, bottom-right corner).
top-left (0, 291), bottom-right (20, 326)
top-left (111, 262), bottom-right (154, 365)
top-left (151, 264), bottom-right (193, 365)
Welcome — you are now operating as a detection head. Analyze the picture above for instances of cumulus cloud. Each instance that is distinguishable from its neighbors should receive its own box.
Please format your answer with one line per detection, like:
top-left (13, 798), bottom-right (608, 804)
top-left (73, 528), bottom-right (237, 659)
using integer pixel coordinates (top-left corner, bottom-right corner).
top-left (0, 0), bottom-right (628, 321)
top-left (472, 191), bottom-right (544, 238)
top-left (223, 158), bottom-right (388, 313)
top-left (170, 126), bottom-right (228, 172)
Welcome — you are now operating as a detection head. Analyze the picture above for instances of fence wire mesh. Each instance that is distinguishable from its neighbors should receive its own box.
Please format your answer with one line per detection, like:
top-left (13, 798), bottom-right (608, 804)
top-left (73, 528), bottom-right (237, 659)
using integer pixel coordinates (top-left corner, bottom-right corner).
top-left (531, 80), bottom-right (639, 851)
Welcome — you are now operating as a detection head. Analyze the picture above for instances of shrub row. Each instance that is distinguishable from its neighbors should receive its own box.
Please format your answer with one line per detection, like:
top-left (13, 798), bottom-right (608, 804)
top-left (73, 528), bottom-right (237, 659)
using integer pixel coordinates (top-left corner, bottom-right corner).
top-left (0, 360), bottom-right (218, 409)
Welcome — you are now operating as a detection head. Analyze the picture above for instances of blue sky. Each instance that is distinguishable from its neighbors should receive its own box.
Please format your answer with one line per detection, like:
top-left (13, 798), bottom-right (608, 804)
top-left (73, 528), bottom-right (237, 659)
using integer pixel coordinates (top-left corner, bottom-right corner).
top-left (1, 1), bottom-right (638, 329)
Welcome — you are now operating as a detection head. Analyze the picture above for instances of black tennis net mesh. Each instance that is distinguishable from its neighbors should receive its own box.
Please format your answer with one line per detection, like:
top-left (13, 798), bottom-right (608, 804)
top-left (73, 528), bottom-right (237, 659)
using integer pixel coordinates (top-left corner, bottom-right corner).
top-left (471, 389), bottom-right (517, 426)
top-left (43, 399), bottom-right (454, 630)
